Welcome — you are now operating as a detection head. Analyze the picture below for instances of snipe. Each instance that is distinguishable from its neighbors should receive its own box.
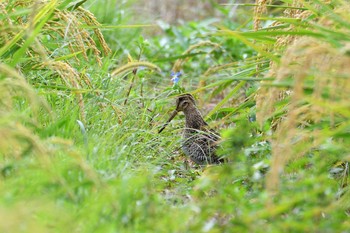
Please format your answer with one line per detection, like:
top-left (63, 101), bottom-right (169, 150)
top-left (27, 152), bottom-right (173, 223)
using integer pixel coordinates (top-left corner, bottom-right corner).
top-left (159, 94), bottom-right (223, 165)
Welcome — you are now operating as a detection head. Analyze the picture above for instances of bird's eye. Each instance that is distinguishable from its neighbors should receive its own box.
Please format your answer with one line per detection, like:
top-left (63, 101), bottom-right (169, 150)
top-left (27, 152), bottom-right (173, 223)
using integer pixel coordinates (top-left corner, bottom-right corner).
top-left (181, 101), bottom-right (189, 109)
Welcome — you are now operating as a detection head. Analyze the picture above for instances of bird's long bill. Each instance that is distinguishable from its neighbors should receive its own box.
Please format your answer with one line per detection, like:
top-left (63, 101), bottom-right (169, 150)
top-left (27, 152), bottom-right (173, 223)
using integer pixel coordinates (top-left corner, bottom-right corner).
top-left (158, 110), bottom-right (178, 133)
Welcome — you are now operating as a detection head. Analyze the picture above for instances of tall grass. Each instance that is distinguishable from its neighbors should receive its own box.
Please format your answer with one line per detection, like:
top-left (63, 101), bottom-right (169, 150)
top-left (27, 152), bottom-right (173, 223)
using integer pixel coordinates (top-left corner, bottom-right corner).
top-left (0, 0), bottom-right (349, 232)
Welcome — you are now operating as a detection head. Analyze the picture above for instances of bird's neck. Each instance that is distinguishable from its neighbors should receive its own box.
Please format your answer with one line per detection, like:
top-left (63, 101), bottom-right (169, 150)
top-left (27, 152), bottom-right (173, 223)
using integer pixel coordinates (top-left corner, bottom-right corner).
top-left (183, 106), bottom-right (207, 130)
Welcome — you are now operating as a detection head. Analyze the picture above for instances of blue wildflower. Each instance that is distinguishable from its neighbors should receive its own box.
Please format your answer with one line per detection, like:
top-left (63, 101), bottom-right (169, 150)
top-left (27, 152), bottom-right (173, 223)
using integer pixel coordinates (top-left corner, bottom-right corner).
top-left (170, 71), bottom-right (182, 85)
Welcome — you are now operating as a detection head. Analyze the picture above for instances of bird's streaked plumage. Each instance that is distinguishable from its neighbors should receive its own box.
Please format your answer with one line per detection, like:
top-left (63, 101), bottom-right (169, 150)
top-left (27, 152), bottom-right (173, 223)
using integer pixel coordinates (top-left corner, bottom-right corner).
top-left (159, 94), bottom-right (223, 165)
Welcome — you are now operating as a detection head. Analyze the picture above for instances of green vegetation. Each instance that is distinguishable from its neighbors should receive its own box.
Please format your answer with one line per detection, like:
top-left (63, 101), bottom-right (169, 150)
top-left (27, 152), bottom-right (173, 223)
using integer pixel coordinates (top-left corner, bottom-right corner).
top-left (1, 0), bottom-right (349, 232)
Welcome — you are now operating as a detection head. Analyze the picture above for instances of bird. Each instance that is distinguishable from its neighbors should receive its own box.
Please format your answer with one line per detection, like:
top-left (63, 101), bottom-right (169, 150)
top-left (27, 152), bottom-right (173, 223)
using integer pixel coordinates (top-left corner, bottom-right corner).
top-left (159, 93), bottom-right (224, 165)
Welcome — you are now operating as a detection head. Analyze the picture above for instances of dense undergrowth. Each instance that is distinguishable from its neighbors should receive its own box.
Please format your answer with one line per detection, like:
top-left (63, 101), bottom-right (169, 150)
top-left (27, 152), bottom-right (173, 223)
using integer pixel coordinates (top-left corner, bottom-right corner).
top-left (0, 0), bottom-right (349, 232)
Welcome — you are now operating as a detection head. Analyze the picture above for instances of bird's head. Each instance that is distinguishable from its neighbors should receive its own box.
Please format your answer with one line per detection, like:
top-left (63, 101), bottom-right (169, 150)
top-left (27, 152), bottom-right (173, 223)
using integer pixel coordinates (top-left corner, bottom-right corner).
top-left (158, 93), bottom-right (196, 133)
top-left (175, 94), bottom-right (196, 112)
